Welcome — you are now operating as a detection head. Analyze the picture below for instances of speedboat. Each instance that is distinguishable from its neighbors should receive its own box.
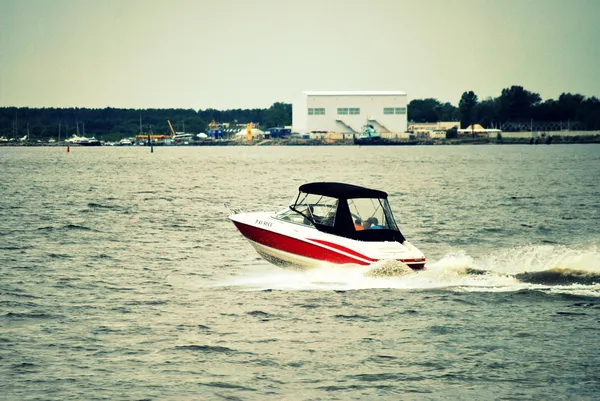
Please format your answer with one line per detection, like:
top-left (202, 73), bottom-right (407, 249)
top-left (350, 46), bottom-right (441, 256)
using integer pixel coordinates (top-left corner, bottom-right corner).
top-left (229, 182), bottom-right (426, 269)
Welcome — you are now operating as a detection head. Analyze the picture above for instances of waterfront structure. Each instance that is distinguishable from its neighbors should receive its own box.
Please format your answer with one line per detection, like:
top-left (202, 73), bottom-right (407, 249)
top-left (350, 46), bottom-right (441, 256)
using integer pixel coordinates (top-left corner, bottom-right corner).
top-left (458, 124), bottom-right (502, 137)
top-left (409, 121), bottom-right (459, 133)
top-left (293, 91), bottom-right (408, 134)
top-left (408, 121), bottom-right (460, 139)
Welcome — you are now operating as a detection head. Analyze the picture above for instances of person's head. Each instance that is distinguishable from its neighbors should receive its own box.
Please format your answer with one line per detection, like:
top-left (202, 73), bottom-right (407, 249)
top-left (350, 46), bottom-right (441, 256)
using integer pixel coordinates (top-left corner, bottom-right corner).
top-left (366, 217), bottom-right (378, 227)
top-left (362, 219), bottom-right (370, 229)
top-left (355, 218), bottom-right (362, 225)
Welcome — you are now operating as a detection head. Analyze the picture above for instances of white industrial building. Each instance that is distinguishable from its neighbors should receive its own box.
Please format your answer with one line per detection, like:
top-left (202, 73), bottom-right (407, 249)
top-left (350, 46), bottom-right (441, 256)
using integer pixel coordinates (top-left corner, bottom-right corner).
top-left (292, 91), bottom-right (408, 134)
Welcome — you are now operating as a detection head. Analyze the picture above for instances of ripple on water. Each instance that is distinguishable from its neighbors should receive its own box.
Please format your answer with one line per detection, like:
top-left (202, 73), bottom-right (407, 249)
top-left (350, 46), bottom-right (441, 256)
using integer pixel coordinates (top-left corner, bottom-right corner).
top-left (173, 345), bottom-right (247, 355)
top-left (2, 146), bottom-right (600, 400)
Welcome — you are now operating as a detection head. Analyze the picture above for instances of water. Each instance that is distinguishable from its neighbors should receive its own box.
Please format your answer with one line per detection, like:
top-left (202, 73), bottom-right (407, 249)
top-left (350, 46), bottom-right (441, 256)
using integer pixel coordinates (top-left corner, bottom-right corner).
top-left (1, 145), bottom-right (599, 400)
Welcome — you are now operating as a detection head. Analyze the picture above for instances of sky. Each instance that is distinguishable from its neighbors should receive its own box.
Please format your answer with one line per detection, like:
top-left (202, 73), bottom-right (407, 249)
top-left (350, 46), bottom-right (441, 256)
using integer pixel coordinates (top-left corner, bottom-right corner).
top-left (1, 0), bottom-right (599, 110)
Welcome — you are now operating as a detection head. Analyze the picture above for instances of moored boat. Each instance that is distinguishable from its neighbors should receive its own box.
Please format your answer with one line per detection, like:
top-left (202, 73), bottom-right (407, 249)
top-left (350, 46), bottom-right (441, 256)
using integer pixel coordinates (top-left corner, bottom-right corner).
top-left (354, 124), bottom-right (381, 145)
top-left (78, 137), bottom-right (101, 146)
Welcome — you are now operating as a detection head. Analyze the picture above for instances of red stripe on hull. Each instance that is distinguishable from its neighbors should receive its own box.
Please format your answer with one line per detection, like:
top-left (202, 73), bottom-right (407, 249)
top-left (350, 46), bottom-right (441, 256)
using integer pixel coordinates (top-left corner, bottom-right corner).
top-left (232, 221), bottom-right (371, 265)
top-left (308, 239), bottom-right (426, 269)
top-left (307, 238), bottom-right (379, 262)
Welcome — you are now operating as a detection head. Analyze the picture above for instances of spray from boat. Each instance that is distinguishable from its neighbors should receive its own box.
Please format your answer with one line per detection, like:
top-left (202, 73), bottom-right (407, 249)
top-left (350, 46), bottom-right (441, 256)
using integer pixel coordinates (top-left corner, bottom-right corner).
top-left (213, 244), bottom-right (600, 296)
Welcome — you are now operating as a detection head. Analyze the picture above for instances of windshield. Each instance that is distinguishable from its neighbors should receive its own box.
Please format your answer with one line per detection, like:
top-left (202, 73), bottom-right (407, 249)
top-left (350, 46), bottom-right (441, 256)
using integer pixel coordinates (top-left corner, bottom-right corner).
top-left (276, 191), bottom-right (404, 242)
top-left (347, 198), bottom-right (399, 231)
top-left (276, 193), bottom-right (338, 228)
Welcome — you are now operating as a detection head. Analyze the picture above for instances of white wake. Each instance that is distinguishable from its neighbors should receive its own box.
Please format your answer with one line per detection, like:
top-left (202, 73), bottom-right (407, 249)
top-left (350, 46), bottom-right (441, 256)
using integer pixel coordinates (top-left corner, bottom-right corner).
top-left (213, 245), bottom-right (600, 296)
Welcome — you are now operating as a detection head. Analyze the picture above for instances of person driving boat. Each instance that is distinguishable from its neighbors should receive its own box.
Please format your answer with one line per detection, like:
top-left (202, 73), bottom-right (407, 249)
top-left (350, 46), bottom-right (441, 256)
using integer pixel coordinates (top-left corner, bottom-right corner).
top-left (368, 217), bottom-right (384, 229)
top-left (354, 218), bottom-right (364, 231)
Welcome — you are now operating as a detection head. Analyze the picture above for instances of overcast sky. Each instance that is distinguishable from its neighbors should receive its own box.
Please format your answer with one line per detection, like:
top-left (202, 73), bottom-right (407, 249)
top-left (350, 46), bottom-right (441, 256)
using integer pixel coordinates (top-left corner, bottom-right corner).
top-left (1, 0), bottom-right (599, 110)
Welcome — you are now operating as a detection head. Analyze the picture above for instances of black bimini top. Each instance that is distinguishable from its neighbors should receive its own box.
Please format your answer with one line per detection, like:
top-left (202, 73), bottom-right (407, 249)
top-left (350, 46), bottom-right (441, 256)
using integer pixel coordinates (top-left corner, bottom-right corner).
top-left (299, 182), bottom-right (388, 199)
top-left (294, 182), bottom-right (406, 243)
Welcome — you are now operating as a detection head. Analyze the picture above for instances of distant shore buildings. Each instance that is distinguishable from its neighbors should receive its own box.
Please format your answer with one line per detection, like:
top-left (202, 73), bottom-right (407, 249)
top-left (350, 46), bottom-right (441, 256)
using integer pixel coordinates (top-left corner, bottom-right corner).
top-left (457, 124), bottom-right (502, 137)
top-left (409, 121), bottom-right (460, 139)
top-left (290, 91), bottom-right (495, 140)
top-left (2, 89), bottom-right (599, 143)
top-left (292, 91), bottom-right (408, 135)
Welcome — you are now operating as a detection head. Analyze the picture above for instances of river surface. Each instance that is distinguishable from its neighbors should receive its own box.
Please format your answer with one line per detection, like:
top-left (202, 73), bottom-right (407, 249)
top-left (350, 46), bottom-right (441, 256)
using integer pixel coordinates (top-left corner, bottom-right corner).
top-left (1, 145), bottom-right (599, 400)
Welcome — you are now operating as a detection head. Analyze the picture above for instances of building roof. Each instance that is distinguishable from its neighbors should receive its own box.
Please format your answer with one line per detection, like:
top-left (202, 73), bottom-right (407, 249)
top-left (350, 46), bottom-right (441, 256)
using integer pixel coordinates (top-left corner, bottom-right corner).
top-left (303, 90), bottom-right (406, 96)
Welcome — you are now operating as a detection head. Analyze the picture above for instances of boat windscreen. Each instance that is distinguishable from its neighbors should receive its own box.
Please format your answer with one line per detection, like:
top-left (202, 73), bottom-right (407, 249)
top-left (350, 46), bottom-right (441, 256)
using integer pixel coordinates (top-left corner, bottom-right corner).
top-left (288, 193), bottom-right (338, 227)
top-left (347, 198), bottom-right (399, 231)
top-left (287, 192), bottom-right (405, 242)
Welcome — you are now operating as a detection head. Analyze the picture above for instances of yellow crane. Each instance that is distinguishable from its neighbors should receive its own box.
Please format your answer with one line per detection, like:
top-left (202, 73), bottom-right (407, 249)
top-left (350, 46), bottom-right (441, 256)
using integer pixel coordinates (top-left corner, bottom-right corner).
top-left (167, 120), bottom-right (176, 138)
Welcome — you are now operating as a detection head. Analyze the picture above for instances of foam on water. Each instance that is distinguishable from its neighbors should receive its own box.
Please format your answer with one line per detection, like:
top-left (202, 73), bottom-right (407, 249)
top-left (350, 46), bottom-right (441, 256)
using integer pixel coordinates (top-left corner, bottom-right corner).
top-left (215, 245), bottom-right (600, 296)
top-left (473, 244), bottom-right (600, 275)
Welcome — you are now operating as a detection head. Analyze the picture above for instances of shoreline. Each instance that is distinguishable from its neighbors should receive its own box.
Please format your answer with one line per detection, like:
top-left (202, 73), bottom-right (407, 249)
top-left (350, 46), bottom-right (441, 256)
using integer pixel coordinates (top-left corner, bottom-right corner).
top-left (1, 135), bottom-right (599, 147)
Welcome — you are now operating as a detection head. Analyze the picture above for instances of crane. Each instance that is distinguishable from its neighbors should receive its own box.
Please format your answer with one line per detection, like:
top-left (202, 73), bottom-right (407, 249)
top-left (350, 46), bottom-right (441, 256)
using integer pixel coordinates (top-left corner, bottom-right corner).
top-left (167, 120), bottom-right (176, 138)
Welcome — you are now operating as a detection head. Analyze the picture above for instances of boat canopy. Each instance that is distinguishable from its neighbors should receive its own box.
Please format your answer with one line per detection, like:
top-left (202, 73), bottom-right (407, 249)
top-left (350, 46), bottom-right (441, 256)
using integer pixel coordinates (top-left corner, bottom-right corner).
top-left (299, 182), bottom-right (388, 200)
top-left (290, 182), bottom-right (406, 243)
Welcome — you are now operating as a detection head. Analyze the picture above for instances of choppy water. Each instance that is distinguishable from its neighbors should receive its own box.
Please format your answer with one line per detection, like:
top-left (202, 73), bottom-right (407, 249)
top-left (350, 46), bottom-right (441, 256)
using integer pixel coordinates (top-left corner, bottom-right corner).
top-left (1, 145), bottom-right (599, 400)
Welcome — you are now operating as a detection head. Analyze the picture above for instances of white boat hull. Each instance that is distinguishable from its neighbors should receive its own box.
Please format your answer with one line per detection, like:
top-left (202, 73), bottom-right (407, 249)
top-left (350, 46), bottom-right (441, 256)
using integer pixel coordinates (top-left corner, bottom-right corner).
top-left (230, 212), bottom-right (426, 270)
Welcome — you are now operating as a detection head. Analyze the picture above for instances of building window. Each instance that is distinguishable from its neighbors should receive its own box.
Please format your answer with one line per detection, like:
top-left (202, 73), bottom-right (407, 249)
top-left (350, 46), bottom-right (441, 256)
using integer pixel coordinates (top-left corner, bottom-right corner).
top-left (349, 108), bottom-right (360, 115)
top-left (384, 107), bottom-right (406, 115)
top-left (338, 108), bottom-right (348, 115)
top-left (308, 108), bottom-right (314, 115)
top-left (314, 108), bottom-right (325, 115)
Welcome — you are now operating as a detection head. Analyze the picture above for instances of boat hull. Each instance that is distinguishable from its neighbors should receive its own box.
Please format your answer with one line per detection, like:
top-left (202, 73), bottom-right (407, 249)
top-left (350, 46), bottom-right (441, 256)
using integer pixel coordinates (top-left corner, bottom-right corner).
top-left (231, 216), bottom-right (426, 270)
top-left (354, 136), bottom-right (381, 145)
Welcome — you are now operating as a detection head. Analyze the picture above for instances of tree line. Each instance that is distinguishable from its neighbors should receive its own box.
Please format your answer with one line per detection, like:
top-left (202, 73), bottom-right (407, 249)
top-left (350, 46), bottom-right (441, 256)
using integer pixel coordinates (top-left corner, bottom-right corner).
top-left (1, 86), bottom-right (599, 141)
top-left (408, 85), bottom-right (600, 131)
top-left (0, 102), bottom-right (292, 141)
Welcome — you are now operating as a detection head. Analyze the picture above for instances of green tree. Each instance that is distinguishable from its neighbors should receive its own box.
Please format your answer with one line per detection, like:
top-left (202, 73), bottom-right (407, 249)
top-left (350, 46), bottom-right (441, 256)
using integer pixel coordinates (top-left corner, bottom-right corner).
top-left (532, 99), bottom-right (558, 122)
top-left (437, 102), bottom-right (459, 121)
top-left (475, 97), bottom-right (500, 128)
top-left (498, 85), bottom-right (541, 121)
top-left (556, 92), bottom-right (585, 121)
top-left (408, 98), bottom-right (447, 122)
top-left (263, 102), bottom-right (292, 128)
top-left (458, 91), bottom-right (478, 128)
top-left (581, 96), bottom-right (600, 129)
top-left (446, 126), bottom-right (458, 138)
